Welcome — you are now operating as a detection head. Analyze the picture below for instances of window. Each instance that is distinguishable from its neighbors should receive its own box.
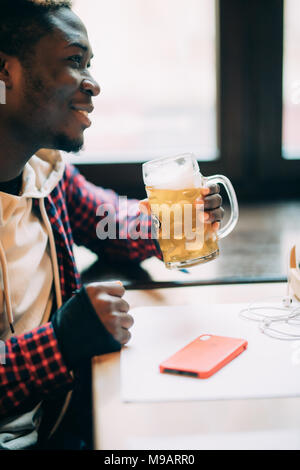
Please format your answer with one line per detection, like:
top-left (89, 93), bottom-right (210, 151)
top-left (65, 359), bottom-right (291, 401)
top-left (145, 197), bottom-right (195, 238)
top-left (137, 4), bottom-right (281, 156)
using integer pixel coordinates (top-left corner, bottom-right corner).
top-left (282, 0), bottom-right (300, 159)
top-left (71, 0), bottom-right (300, 201)
top-left (71, 0), bottom-right (217, 163)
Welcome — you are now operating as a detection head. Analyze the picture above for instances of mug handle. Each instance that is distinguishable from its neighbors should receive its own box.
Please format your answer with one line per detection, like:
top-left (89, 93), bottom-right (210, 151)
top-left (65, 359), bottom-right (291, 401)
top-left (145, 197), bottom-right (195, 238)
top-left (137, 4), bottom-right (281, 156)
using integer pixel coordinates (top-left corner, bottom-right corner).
top-left (203, 175), bottom-right (239, 239)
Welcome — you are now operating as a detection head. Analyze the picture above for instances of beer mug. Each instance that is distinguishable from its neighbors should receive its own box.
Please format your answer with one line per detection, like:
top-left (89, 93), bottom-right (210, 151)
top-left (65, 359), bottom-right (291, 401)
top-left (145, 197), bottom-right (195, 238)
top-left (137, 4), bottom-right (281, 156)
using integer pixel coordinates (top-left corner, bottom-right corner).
top-left (142, 154), bottom-right (239, 270)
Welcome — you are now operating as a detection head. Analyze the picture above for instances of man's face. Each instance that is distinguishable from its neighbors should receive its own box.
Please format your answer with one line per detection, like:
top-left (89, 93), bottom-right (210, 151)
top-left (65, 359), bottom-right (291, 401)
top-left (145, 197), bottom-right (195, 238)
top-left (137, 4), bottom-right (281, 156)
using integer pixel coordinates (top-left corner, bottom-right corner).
top-left (8, 7), bottom-right (100, 153)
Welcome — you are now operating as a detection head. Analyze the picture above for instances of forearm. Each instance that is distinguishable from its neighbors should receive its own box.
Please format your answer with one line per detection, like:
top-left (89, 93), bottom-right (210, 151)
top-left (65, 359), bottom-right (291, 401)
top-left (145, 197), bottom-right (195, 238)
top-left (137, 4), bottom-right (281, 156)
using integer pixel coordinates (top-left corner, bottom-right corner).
top-left (99, 210), bottom-right (163, 263)
top-left (52, 286), bottom-right (122, 370)
top-left (0, 286), bottom-right (124, 419)
top-left (64, 164), bottom-right (163, 263)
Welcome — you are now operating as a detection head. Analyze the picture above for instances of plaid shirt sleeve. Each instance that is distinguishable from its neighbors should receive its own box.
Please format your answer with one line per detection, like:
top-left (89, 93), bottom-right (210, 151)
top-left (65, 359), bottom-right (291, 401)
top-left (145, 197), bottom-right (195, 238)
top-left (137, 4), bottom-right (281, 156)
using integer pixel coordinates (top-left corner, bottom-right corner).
top-left (64, 164), bottom-right (163, 262)
top-left (0, 323), bottom-right (73, 419)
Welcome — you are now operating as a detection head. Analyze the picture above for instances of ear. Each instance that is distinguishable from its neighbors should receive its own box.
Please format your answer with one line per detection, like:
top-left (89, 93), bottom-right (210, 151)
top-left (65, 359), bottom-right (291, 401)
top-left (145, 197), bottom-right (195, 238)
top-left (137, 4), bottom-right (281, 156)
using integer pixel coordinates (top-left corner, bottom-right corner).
top-left (0, 52), bottom-right (16, 90)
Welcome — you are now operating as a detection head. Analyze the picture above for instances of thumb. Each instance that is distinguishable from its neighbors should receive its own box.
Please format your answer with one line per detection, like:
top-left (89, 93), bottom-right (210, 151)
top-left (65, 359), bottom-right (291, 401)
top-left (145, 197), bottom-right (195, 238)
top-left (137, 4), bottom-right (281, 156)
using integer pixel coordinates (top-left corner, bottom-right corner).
top-left (139, 199), bottom-right (151, 215)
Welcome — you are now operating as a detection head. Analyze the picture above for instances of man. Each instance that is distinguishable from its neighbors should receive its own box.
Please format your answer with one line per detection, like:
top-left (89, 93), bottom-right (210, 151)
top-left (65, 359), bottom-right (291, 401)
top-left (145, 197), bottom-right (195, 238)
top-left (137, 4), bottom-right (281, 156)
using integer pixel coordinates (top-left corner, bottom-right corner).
top-left (0, 0), bottom-right (224, 449)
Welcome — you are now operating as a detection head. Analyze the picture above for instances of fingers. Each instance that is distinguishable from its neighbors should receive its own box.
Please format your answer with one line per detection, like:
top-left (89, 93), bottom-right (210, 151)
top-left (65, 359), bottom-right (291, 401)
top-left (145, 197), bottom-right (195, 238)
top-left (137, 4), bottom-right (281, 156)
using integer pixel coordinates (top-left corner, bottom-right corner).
top-left (114, 297), bottom-right (130, 314)
top-left (103, 288), bottom-right (132, 343)
top-left (203, 193), bottom-right (222, 211)
top-left (206, 207), bottom-right (225, 223)
top-left (119, 312), bottom-right (134, 329)
top-left (118, 329), bottom-right (131, 345)
top-left (201, 184), bottom-right (223, 230)
top-left (140, 187), bottom-right (224, 235)
top-left (108, 312), bottom-right (134, 344)
top-left (212, 221), bottom-right (220, 232)
top-left (117, 315), bottom-right (133, 345)
top-left (88, 281), bottom-right (126, 298)
top-left (85, 282), bottom-right (134, 346)
top-left (196, 184), bottom-right (221, 210)
top-left (201, 183), bottom-right (220, 197)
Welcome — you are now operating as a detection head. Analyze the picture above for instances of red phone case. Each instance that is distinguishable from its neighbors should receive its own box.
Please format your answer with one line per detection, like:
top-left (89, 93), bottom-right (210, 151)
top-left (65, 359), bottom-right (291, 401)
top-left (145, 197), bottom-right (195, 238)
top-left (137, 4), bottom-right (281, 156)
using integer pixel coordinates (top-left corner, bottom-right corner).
top-left (159, 334), bottom-right (248, 379)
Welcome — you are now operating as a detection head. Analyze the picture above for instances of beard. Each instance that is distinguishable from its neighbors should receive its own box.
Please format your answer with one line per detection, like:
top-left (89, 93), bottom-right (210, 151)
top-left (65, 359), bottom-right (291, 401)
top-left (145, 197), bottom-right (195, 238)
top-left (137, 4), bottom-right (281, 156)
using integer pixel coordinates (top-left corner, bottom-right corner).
top-left (52, 132), bottom-right (84, 153)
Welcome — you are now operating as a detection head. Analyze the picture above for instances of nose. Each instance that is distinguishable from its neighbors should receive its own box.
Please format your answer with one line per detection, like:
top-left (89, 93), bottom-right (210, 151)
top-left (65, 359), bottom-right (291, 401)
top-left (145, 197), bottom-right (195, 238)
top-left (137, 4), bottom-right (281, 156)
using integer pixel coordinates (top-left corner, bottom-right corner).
top-left (80, 76), bottom-right (101, 97)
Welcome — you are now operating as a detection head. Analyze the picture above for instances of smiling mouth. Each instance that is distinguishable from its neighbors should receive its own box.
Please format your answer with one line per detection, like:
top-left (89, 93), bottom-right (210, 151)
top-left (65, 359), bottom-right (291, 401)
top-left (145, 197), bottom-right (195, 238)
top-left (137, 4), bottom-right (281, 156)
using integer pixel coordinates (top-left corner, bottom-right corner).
top-left (71, 108), bottom-right (92, 128)
top-left (77, 110), bottom-right (89, 118)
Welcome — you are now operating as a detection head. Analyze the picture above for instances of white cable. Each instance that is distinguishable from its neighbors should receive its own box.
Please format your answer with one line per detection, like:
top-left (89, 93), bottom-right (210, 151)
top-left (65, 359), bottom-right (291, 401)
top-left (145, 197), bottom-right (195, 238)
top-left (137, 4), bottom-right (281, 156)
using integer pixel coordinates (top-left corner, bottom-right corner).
top-left (239, 295), bottom-right (300, 341)
top-left (239, 247), bottom-right (300, 341)
top-left (260, 320), bottom-right (300, 341)
top-left (239, 296), bottom-right (300, 322)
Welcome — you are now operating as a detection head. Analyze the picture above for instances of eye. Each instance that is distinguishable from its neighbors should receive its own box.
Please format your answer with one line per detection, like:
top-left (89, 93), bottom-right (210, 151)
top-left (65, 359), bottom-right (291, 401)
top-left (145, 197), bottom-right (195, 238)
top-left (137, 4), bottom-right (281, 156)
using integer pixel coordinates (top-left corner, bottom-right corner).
top-left (68, 55), bottom-right (83, 68)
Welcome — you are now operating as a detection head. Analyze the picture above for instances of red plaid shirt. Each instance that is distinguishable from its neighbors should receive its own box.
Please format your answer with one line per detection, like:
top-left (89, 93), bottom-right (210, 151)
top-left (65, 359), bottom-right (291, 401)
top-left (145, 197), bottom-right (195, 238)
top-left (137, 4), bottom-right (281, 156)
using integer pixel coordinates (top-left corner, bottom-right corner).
top-left (0, 164), bottom-right (161, 418)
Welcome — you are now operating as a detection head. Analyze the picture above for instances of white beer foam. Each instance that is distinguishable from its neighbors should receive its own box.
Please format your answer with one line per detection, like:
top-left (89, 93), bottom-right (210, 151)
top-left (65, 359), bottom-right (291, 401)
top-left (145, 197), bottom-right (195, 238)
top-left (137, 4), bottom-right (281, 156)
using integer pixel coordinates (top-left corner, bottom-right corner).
top-left (147, 160), bottom-right (201, 189)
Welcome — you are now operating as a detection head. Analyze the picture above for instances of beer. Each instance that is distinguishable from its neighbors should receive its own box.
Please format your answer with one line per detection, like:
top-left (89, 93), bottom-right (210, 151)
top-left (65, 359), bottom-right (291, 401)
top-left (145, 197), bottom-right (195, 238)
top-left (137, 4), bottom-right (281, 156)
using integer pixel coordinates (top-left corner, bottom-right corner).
top-left (146, 186), bottom-right (219, 268)
top-left (143, 153), bottom-right (238, 270)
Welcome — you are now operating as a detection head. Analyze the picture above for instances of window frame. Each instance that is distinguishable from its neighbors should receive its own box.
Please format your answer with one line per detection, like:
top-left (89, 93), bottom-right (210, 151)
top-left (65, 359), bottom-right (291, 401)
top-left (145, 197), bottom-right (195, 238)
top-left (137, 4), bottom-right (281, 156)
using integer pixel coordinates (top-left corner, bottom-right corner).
top-left (255, 0), bottom-right (300, 184)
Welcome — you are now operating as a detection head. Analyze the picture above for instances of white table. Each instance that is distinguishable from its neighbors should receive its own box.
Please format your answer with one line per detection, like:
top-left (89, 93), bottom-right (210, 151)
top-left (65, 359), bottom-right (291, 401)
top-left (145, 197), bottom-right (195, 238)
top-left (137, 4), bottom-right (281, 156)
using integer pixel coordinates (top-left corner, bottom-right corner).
top-left (92, 282), bottom-right (300, 450)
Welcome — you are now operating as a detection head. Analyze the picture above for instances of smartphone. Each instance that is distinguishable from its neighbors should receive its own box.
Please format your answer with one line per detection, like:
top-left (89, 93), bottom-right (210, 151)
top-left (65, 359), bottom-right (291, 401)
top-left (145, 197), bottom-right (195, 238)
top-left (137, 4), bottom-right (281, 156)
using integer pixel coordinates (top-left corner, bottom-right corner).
top-left (159, 334), bottom-right (248, 379)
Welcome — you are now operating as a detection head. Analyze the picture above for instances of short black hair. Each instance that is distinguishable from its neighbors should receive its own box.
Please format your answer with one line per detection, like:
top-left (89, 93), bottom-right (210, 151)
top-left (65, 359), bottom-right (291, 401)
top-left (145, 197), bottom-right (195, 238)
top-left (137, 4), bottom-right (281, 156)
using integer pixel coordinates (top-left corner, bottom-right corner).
top-left (0, 0), bottom-right (73, 66)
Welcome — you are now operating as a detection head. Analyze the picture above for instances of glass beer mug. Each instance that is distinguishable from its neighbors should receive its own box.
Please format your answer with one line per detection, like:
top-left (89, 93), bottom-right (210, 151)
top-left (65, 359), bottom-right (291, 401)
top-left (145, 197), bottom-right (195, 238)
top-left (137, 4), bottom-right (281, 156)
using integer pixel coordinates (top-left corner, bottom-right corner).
top-left (142, 154), bottom-right (239, 270)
